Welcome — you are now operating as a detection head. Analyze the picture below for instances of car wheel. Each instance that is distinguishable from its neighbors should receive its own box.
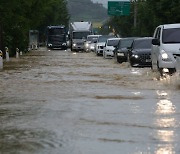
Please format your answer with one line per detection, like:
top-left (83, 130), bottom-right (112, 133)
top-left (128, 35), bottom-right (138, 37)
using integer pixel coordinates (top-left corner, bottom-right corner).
top-left (151, 60), bottom-right (157, 71)
top-left (127, 55), bottom-right (132, 66)
top-left (117, 57), bottom-right (122, 63)
top-left (157, 62), bottom-right (163, 76)
top-left (169, 68), bottom-right (176, 75)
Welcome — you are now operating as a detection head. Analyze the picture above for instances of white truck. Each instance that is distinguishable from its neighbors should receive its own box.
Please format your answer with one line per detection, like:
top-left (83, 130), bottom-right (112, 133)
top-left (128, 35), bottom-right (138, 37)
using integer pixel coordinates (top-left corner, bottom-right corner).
top-left (29, 30), bottom-right (39, 50)
top-left (69, 21), bottom-right (93, 51)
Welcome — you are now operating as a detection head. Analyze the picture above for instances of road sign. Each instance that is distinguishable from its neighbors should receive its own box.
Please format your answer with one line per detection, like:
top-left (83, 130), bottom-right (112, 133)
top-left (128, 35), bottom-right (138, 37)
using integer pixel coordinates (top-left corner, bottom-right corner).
top-left (108, 1), bottom-right (130, 16)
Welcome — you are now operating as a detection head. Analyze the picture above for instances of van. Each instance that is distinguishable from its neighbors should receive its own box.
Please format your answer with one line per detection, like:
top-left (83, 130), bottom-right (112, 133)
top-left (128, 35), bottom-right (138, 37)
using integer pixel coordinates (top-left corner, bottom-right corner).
top-left (151, 23), bottom-right (180, 74)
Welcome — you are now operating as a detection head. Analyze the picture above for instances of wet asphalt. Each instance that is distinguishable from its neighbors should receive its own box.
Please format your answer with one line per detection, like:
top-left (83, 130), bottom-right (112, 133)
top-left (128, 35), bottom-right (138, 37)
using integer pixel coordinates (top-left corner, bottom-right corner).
top-left (0, 48), bottom-right (180, 154)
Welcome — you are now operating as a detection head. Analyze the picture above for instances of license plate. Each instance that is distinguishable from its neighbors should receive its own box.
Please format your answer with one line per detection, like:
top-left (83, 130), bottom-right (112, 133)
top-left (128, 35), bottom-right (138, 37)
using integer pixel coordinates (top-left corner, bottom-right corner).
top-left (117, 53), bottom-right (124, 56)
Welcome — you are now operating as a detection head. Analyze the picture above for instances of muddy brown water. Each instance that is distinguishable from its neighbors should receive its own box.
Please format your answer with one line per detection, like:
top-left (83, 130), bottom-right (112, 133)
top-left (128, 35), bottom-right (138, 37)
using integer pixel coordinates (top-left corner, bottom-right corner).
top-left (0, 48), bottom-right (180, 154)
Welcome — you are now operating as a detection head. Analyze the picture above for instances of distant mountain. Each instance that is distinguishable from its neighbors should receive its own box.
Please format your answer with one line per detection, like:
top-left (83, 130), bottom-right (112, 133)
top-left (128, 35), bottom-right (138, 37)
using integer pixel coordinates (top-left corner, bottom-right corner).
top-left (67, 0), bottom-right (108, 22)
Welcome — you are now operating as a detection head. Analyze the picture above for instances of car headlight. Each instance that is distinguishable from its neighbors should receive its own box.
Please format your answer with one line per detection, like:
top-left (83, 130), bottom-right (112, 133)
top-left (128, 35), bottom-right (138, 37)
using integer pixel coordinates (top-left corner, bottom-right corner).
top-left (48, 43), bottom-right (52, 47)
top-left (161, 50), bottom-right (171, 61)
top-left (90, 46), bottom-right (94, 49)
top-left (62, 43), bottom-right (67, 46)
top-left (132, 54), bottom-right (139, 58)
top-left (85, 43), bottom-right (89, 47)
top-left (73, 43), bottom-right (76, 47)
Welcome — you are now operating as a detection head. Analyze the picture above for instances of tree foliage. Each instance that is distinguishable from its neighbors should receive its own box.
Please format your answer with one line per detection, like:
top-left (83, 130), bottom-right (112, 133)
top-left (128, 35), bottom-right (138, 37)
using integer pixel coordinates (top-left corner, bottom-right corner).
top-left (108, 0), bottom-right (180, 37)
top-left (0, 0), bottom-right (69, 56)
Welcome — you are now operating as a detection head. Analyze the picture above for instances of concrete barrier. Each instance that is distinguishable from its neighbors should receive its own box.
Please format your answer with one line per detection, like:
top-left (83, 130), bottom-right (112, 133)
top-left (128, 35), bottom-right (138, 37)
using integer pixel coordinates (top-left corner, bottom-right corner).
top-left (16, 48), bottom-right (19, 58)
top-left (5, 47), bottom-right (10, 61)
top-left (0, 50), bottom-right (3, 69)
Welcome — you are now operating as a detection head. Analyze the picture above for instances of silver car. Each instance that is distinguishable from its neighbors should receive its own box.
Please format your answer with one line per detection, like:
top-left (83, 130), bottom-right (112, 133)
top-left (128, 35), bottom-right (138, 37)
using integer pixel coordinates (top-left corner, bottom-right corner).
top-left (151, 23), bottom-right (180, 75)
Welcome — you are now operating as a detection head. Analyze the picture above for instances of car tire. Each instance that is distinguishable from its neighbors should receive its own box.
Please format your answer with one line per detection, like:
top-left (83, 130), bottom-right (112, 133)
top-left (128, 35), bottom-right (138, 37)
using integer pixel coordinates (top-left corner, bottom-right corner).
top-left (127, 55), bottom-right (132, 66)
top-left (117, 57), bottom-right (122, 63)
top-left (169, 68), bottom-right (176, 75)
top-left (157, 62), bottom-right (163, 76)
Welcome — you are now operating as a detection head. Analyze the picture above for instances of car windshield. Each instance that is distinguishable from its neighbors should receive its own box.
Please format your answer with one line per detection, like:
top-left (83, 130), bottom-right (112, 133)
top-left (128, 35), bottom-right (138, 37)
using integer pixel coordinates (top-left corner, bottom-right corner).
top-left (92, 38), bottom-right (97, 43)
top-left (98, 36), bottom-right (113, 43)
top-left (48, 28), bottom-right (66, 35)
top-left (119, 39), bottom-right (133, 48)
top-left (87, 36), bottom-right (98, 42)
top-left (133, 39), bottom-right (152, 49)
top-left (73, 32), bottom-right (90, 39)
top-left (107, 39), bottom-right (119, 46)
top-left (162, 28), bottom-right (180, 43)
top-left (49, 35), bottom-right (65, 42)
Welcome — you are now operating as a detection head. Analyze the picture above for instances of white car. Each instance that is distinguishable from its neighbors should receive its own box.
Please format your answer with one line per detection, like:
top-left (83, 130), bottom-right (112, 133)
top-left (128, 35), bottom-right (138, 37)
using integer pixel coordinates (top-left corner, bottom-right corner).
top-left (89, 38), bottom-right (98, 52)
top-left (84, 35), bottom-right (101, 52)
top-left (103, 38), bottom-right (121, 58)
top-left (151, 23), bottom-right (180, 75)
top-left (95, 35), bottom-right (115, 56)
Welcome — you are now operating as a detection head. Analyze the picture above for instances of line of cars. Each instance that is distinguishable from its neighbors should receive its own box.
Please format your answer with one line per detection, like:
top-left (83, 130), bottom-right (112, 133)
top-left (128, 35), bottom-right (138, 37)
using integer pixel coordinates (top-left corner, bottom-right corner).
top-left (83, 23), bottom-right (180, 76)
top-left (85, 35), bottom-right (153, 68)
top-left (113, 37), bottom-right (153, 67)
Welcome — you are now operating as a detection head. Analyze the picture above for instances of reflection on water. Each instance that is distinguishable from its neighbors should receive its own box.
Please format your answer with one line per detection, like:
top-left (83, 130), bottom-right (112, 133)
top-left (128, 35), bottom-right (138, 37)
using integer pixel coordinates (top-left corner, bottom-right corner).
top-left (157, 130), bottom-right (174, 142)
top-left (130, 68), bottom-right (142, 75)
top-left (155, 90), bottom-right (176, 154)
top-left (156, 118), bottom-right (175, 128)
top-left (156, 99), bottom-right (175, 115)
top-left (156, 90), bottom-right (175, 115)
top-left (155, 146), bottom-right (174, 154)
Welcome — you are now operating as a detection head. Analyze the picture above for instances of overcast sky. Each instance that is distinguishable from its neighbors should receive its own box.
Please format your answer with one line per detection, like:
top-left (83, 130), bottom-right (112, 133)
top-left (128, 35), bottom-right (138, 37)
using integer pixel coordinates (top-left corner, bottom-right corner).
top-left (91, 0), bottom-right (130, 8)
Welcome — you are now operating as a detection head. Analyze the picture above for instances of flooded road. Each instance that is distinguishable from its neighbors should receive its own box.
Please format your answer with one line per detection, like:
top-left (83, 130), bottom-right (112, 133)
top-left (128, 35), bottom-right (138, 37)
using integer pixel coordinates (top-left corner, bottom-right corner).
top-left (0, 48), bottom-right (180, 154)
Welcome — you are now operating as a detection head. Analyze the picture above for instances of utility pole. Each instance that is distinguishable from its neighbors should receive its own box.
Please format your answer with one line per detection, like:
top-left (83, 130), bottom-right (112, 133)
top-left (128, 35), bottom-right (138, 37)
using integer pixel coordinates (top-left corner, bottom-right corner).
top-left (134, 0), bottom-right (137, 28)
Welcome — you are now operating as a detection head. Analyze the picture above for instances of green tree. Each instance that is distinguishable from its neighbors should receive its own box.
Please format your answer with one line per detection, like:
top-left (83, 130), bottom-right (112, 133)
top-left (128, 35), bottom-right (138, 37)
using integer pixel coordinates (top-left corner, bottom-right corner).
top-left (107, 0), bottom-right (180, 37)
top-left (0, 0), bottom-right (69, 56)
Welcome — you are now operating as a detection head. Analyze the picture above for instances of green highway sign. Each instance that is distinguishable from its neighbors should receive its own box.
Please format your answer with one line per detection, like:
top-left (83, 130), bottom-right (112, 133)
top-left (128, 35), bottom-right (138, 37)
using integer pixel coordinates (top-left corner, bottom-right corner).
top-left (108, 1), bottom-right (130, 16)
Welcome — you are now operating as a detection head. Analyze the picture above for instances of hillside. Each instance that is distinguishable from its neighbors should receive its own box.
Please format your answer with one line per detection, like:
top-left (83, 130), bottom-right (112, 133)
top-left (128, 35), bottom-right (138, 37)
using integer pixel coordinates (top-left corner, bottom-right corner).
top-left (67, 0), bottom-right (108, 23)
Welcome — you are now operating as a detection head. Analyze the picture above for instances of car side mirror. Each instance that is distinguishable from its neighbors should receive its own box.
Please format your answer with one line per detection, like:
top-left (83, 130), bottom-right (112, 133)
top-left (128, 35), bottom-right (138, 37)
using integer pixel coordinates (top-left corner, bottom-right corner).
top-left (152, 38), bottom-right (160, 46)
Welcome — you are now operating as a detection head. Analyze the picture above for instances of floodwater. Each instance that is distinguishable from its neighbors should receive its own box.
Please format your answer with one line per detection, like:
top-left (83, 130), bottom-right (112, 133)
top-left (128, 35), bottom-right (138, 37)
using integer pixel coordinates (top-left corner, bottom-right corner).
top-left (0, 48), bottom-right (180, 154)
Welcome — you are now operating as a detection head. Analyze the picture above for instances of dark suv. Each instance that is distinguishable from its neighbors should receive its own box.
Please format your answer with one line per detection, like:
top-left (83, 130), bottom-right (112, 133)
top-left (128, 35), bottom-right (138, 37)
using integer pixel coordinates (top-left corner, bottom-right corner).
top-left (114, 38), bottom-right (136, 63)
top-left (128, 37), bottom-right (153, 67)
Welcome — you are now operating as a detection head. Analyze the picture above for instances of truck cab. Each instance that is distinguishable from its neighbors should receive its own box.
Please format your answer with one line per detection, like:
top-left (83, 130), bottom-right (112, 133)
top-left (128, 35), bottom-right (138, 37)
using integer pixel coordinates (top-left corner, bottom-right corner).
top-left (69, 22), bottom-right (93, 51)
top-left (46, 25), bottom-right (67, 50)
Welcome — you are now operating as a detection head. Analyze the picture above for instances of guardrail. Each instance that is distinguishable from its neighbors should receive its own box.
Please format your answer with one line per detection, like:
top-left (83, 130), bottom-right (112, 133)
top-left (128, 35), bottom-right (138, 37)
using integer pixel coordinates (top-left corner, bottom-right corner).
top-left (0, 50), bottom-right (3, 69)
